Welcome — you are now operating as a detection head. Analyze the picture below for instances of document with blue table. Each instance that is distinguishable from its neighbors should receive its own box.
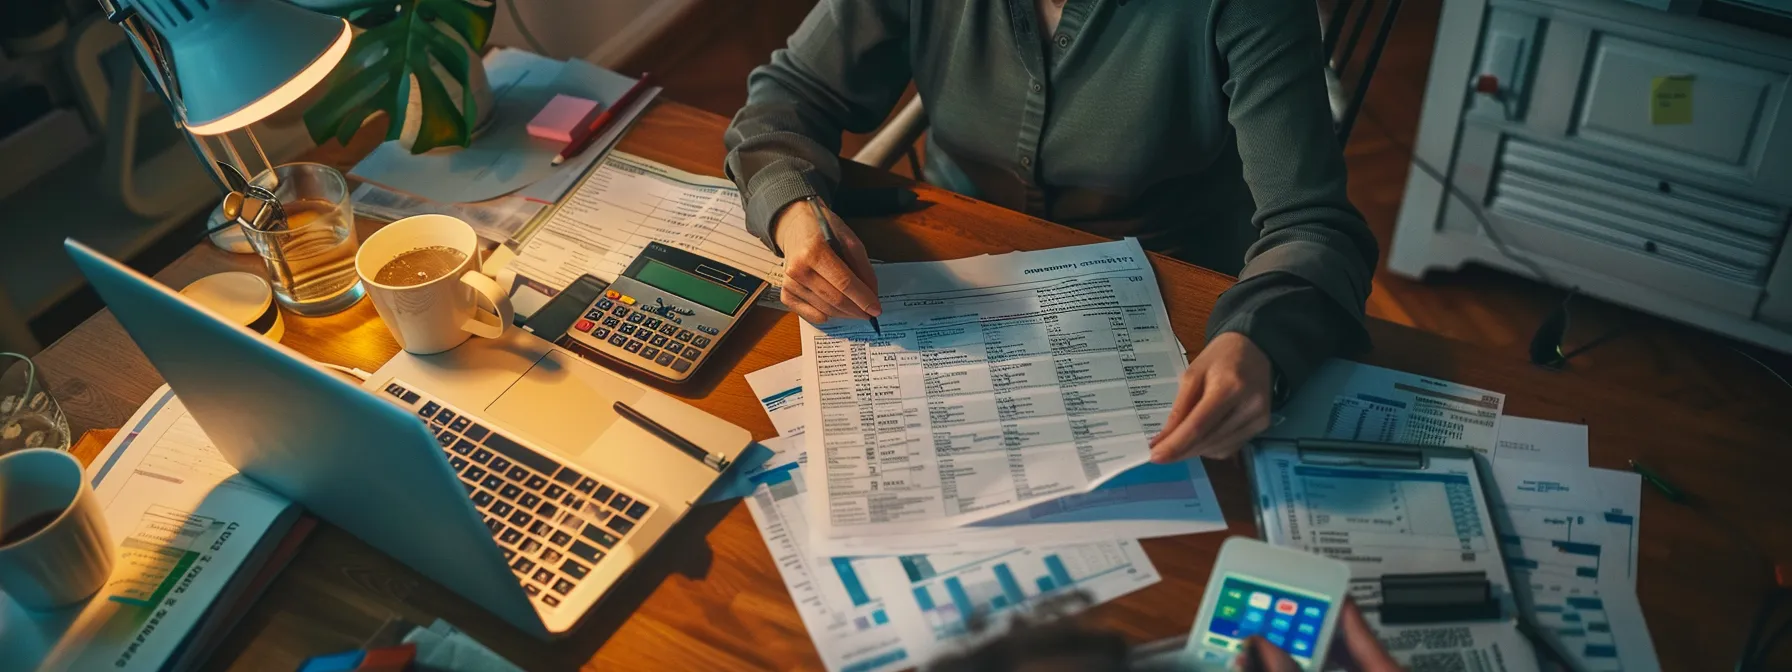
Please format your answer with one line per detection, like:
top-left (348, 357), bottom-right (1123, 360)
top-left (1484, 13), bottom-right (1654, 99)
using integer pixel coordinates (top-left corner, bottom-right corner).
top-left (798, 239), bottom-right (1208, 548)
top-left (1253, 361), bottom-right (1660, 671)
top-left (746, 357), bottom-right (1224, 555)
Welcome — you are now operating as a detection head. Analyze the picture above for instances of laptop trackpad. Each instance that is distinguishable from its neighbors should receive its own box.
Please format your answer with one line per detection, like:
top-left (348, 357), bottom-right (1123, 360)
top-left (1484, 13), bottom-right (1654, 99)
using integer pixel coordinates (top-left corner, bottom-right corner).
top-left (484, 350), bottom-right (643, 458)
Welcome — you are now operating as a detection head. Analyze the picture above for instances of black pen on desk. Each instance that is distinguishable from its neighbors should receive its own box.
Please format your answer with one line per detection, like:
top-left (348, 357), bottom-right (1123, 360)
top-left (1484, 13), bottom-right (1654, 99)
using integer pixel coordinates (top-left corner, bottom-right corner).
top-left (614, 401), bottom-right (730, 472)
top-left (1629, 459), bottom-right (1686, 503)
top-left (808, 196), bottom-right (881, 335)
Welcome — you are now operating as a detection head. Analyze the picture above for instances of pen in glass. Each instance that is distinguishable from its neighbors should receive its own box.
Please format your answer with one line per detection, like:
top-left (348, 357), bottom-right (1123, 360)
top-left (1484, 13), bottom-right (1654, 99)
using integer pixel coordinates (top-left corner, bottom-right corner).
top-left (808, 196), bottom-right (881, 335)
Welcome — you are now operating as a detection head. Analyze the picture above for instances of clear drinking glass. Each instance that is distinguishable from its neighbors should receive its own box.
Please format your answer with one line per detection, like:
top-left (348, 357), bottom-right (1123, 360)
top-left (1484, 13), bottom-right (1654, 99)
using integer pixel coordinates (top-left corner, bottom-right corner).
top-left (243, 163), bottom-right (366, 316)
top-left (0, 352), bottom-right (71, 455)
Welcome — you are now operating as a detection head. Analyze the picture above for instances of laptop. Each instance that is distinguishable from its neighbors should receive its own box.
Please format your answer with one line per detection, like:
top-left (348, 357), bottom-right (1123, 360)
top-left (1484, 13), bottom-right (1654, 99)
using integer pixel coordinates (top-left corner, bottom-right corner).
top-left (64, 240), bottom-right (752, 639)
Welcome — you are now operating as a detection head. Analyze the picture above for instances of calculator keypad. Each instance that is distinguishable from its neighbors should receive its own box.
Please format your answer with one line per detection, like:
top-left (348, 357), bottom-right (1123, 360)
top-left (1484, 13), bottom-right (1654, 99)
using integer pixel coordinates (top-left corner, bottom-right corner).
top-left (565, 285), bottom-right (729, 381)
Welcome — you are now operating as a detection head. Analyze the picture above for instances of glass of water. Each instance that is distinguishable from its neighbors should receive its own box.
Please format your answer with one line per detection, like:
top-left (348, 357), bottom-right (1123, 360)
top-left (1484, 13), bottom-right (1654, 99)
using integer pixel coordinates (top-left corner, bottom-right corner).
top-left (0, 352), bottom-right (70, 455)
top-left (243, 163), bottom-right (366, 316)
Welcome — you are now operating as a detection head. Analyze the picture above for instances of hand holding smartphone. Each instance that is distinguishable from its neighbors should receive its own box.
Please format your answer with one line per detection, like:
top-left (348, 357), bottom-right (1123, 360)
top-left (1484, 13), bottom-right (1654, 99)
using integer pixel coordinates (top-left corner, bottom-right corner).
top-left (1185, 537), bottom-right (1352, 670)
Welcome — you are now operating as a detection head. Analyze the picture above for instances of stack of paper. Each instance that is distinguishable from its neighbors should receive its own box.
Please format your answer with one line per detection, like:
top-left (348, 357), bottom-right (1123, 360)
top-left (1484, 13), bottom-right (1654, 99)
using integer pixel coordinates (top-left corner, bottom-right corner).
top-left (503, 152), bottom-right (787, 319)
top-left (2, 388), bottom-right (306, 671)
top-left (1488, 421), bottom-right (1658, 671)
top-left (1256, 361), bottom-right (1659, 671)
top-left (740, 240), bottom-right (1230, 671)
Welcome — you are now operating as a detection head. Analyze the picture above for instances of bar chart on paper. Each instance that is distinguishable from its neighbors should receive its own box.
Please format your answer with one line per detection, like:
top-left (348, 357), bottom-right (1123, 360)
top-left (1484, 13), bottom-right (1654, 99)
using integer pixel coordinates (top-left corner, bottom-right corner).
top-left (894, 543), bottom-right (1159, 640)
top-left (105, 505), bottom-right (226, 606)
top-left (742, 462), bottom-right (910, 672)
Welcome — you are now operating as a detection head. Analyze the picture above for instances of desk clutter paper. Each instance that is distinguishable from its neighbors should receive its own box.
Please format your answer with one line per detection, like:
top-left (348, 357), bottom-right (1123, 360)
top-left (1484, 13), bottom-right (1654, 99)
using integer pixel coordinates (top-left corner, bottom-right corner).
top-left (350, 50), bottom-right (658, 205)
top-left (799, 239), bottom-right (1186, 543)
top-left (743, 450), bottom-right (1161, 672)
top-left (3, 388), bottom-right (300, 671)
top-left (505, 152), bottom-right (785, 317)
top-left (737, 240), bottom-right (1229, 670)
top-left (747, 357), bottom-right (1224, 555)
top-left (1257, 361), bottom-right (1659, 671)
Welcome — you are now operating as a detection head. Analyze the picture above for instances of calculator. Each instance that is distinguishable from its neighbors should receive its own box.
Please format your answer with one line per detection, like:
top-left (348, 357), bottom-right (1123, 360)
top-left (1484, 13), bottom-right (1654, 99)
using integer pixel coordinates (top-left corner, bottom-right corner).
top-left (558, 243), bottom-right (768, 383)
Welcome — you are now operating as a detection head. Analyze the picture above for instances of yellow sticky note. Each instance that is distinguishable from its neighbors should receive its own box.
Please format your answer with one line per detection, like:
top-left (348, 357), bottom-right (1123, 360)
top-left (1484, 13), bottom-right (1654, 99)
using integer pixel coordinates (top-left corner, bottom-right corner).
top-left (1651, 75), bottom-right (1694, 125)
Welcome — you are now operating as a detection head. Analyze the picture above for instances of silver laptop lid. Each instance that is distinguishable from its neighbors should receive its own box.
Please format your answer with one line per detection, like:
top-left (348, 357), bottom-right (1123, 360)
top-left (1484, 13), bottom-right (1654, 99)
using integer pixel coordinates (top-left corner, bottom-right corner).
top-left (64, 240), bottom-right (545, 638)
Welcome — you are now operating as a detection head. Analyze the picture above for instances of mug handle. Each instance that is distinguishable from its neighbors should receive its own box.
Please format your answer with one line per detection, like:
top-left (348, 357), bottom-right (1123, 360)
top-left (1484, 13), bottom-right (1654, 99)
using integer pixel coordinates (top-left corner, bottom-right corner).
top-left (459, 271), bottom-right (514, 339)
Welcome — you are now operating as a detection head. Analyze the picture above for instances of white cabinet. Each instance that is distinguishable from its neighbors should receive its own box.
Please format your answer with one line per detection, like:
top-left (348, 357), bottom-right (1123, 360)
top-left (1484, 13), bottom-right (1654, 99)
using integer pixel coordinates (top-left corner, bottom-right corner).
top-left (1391, 0), bottom-right (1792, 351)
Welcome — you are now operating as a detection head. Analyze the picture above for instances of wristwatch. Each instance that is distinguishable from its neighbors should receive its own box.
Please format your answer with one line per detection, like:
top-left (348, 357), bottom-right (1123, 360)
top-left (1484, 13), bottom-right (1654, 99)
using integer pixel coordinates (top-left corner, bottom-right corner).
top-left (1269, 364), bottom-right (1292, 410)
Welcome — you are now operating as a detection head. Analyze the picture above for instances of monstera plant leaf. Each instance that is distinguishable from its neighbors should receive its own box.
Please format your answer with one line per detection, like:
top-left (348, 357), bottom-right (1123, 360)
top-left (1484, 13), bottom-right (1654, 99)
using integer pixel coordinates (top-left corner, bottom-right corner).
top-left (300, 0), bottom-right (495, 154)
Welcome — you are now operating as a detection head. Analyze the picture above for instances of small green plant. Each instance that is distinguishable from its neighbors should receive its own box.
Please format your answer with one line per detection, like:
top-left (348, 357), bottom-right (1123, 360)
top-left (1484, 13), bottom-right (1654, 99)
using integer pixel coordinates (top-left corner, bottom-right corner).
top-left (300, 0), bottom-right (495, 153)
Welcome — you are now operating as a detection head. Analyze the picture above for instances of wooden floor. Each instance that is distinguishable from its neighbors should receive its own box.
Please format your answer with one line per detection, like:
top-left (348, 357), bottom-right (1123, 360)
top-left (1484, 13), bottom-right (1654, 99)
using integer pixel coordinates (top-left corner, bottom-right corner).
top-left (618, 0), bottom-right (1792, 424)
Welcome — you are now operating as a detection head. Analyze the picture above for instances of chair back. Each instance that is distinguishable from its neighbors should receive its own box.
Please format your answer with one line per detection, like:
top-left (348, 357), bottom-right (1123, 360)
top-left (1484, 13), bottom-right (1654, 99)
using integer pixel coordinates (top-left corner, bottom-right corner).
top-left (1322, 0), bottom-right (1405, 143)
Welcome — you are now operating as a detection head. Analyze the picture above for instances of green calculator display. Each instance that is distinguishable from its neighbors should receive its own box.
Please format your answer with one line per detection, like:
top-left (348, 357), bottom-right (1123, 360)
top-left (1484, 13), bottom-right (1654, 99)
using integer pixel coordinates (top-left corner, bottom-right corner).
top-left (559, 243), bottom-right (767, 383)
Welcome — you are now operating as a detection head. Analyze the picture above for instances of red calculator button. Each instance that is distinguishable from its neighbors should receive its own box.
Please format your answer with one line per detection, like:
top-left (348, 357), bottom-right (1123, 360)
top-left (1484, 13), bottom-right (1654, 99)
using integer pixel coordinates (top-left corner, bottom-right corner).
top-left (604, 290), bottom-right (619, 299)
top-left (574, 319), bottom-right (595, 333)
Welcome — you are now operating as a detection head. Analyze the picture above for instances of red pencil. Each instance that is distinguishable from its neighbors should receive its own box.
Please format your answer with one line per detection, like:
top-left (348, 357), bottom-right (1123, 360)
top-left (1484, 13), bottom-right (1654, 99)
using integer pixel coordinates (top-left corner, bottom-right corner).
top-left (551, 72), bottom-right (655, 166)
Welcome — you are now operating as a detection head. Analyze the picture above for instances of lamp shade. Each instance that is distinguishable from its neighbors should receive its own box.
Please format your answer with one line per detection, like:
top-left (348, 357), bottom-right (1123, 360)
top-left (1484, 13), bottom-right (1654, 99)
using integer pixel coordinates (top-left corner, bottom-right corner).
top-left (131, 0), bottom-right (351, 134)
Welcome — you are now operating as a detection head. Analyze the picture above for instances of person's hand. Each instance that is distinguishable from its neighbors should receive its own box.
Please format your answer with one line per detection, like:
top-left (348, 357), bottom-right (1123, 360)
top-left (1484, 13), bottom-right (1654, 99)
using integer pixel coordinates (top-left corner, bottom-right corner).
top-left (772, 199), bottom-right (881, 325)
top-left (1235, 600), bottom-right (1401, 672)
top-left (1149, 332), bottom-right (1273, 463)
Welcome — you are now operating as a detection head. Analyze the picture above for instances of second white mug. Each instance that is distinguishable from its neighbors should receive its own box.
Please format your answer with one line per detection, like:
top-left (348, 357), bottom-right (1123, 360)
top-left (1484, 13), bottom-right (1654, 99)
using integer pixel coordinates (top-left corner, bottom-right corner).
top-left (356, 215), bottom-right (514, 355)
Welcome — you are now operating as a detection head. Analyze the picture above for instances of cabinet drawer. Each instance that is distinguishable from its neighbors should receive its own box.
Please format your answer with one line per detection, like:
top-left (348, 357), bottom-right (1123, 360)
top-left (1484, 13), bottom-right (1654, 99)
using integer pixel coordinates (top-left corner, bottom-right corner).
top-left (1575, 35), bottom-right (1789, 173)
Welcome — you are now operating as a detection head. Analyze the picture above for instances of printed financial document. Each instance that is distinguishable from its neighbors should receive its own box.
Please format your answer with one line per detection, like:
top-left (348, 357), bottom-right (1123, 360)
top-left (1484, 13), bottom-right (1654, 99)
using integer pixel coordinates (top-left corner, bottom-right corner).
top-left (505, 151), bottom-right (786, 316)
top-left (1490, 460), bottom-right (1656, 671)
top-left (748, 357), bottom-right (1224, 554)
top-left (799, 240), bottom-right (1186, 541)
top-left (1252, 443), bottom-right (1538, 670)
top-left (743, 450), bottom-right (1160, 672)
top-left (1264, 359), bottom-right (1507, 453)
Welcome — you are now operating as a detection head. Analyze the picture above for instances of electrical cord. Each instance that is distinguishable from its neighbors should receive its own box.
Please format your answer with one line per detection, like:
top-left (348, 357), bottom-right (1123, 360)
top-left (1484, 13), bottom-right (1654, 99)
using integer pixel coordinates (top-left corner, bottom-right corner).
top-left (1354, 100), bottom-right (1585, 367)
top-left (504, 0), bottom-right (551, 58)
top-left (316, 362), bottom-right (374, 382)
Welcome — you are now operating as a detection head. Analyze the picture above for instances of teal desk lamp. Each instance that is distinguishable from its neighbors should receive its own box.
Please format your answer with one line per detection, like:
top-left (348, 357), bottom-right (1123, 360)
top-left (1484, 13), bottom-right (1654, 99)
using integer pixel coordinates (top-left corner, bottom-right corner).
top-left (98, 0), bottom-right (351, 209)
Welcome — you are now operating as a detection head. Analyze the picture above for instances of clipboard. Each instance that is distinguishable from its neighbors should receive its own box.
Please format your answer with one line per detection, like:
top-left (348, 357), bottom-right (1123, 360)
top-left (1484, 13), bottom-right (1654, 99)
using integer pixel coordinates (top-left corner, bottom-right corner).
top-left (1245, 438), bottom-right (1579, 671)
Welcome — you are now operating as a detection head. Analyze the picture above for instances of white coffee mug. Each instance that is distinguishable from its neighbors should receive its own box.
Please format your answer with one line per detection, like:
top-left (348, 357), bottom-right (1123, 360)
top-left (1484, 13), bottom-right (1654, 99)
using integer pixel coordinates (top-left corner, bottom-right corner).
top-left (356, 215), bottom-right (515, 355)
top-left (0, 448), bottom-right (115, 610)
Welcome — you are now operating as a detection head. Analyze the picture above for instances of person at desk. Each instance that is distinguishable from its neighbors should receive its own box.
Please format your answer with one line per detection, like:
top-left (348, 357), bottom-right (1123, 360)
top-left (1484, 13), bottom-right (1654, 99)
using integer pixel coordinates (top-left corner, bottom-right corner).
top-left (723, 0), bottom-right (1378, 463)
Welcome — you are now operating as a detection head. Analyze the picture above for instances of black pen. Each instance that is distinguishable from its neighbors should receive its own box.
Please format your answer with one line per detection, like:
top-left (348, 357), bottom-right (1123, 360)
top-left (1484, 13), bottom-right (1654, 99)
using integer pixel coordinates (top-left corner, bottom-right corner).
top-left (809, 196), bottom-right (881, 335)
top-left (1628, 459), bottom-right (1686, 503)
top-left (614, 401), bottom-right (730, 472)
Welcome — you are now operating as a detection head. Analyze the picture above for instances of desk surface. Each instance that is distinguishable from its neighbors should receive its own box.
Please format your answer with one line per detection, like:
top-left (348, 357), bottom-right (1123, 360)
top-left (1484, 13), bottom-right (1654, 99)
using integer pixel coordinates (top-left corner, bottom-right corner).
top-left (33, 100), bottom-right (1792, 671)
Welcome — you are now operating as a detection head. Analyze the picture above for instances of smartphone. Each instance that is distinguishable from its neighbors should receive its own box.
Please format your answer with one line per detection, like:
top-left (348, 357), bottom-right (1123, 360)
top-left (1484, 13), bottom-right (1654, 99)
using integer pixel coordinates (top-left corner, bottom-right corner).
top-left (1184, 537), bottom-right (1352, 670)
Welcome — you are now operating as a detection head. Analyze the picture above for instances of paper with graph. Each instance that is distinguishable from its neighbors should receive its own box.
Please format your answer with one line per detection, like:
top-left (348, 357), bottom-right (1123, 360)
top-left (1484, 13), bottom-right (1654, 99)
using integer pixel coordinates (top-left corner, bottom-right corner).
top-left (743, 450), bottom-right (1159, 672)
top-left (4, 388), bottom-right (296, 671)
top-left (799, 239), bottom-right (1187, 545)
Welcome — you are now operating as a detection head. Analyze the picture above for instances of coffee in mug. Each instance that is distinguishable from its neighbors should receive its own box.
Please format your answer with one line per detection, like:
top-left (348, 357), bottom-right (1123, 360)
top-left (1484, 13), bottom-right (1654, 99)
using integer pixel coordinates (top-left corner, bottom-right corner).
top-left (373, 246), bottom-right (470, 287)
top-left (0, 448), bottom-right (115, 610)
top-left (0, 510), bottom-right (62, 546)
top-left (355, 215), bottom-right (514, 355)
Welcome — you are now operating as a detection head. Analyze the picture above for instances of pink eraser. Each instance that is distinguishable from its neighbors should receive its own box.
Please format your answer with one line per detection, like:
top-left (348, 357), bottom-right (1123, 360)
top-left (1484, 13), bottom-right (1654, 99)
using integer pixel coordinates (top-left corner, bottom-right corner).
top-left (529, 94), bottom-right (600, 143)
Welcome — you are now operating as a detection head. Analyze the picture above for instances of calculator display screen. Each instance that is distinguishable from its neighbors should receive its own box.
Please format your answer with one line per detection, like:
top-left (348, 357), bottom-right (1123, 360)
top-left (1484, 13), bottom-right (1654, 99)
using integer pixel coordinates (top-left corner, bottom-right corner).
top-left (636, 259), bottom-right (748, 315)
top-left (1202, 574), bottom-right (1333, 666)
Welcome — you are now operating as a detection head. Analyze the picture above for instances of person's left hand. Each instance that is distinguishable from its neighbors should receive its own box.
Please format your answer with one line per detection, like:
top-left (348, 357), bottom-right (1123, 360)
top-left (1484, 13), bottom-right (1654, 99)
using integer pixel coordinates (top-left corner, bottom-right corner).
top-left (1149, 332), bottom-right (1274, 463)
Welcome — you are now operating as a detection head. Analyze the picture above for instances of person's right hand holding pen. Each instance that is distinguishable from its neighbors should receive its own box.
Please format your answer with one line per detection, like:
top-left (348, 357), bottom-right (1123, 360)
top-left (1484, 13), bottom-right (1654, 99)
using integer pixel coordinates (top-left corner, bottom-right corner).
top-left (773, 196), bottom-right (882, 328)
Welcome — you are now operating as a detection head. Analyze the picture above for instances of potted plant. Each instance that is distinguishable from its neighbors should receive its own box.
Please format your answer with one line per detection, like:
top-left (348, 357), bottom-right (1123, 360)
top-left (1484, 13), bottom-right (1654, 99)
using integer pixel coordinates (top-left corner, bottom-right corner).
top-left (296, 0), bottom-right (497, 154)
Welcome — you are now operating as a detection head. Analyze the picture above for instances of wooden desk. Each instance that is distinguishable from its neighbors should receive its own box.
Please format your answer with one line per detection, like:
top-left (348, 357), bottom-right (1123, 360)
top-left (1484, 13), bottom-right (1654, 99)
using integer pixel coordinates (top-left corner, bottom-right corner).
top-left (34, 101), bottom-right (1792, 671)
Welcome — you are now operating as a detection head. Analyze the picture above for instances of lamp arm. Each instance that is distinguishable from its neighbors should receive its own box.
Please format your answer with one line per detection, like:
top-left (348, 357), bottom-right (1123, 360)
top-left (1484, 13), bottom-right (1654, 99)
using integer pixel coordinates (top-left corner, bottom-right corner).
top-left (99, 0), bottom-right (231, 193)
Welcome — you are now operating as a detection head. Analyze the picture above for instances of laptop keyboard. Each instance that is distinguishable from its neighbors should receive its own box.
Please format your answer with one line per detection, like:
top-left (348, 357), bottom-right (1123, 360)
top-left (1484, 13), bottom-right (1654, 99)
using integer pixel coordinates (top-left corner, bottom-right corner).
top-left (378, 381), bottom-right (655, 611)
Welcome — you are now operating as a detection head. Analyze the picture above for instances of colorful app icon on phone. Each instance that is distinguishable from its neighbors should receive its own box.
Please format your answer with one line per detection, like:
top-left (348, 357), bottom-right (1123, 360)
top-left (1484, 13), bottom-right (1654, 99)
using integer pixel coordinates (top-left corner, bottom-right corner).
top-left (1275, 599), bottom-right (1298, 615)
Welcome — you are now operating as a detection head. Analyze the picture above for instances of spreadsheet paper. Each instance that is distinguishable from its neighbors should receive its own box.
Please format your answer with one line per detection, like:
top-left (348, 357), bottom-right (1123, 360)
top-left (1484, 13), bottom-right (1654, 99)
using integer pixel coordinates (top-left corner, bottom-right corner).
top-left (505, 151), bottom-right (785, 316)
top-left (799, 239), bottom-right (1184, 540)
